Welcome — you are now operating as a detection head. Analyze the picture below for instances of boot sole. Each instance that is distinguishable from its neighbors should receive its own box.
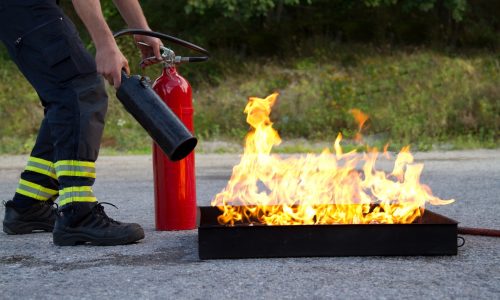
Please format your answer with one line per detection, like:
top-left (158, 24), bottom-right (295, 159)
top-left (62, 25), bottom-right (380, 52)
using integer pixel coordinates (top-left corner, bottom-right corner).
top-left (3, 220), bottom-right (54, 235)
top-left (53, 229), bottom-right (145, 246)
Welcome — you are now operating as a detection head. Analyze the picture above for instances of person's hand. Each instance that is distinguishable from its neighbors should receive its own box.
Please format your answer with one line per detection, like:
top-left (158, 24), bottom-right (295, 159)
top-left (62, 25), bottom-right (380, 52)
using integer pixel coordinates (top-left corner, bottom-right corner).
top-left (95, 42), bottom-right (130, 89)
top-left (134, 35), bottom-right (163, 67)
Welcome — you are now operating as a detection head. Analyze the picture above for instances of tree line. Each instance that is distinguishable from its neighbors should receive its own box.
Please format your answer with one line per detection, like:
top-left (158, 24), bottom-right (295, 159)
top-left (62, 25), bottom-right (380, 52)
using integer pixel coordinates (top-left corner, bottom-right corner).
top-left (90, 0), bottom-right (498, 55)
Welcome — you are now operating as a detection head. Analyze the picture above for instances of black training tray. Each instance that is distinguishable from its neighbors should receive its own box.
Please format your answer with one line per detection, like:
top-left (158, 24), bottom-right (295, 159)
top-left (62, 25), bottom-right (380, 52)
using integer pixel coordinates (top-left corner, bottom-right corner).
top-left (198, 206), bottom-right (458, 259)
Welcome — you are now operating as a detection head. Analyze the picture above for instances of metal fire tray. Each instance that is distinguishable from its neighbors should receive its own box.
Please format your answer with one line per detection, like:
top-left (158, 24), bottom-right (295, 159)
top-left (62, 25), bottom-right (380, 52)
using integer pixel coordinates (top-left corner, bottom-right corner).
top-left (198, 206), bottom-right (458, 259)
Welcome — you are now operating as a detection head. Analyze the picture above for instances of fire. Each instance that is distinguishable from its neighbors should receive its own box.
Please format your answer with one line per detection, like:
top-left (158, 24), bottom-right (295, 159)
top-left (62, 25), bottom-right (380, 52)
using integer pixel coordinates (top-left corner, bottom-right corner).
top-left (349, 108), bottom-right (369, 142)
top-left (211, 93), bottom-right (454, 226)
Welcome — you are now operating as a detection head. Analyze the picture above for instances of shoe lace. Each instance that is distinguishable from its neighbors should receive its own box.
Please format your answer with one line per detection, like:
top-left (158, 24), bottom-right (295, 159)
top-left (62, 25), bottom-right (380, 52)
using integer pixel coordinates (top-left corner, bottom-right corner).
top-left (92, 202), bottom-right (120, 224)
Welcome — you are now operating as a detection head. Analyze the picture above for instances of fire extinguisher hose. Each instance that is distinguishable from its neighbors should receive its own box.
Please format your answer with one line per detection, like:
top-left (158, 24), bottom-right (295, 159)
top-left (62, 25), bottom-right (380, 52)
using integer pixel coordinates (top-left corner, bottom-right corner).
top-left (113, 28), bottom-right (209, 62)
top-left (457, 226), bottom-right (500, 237)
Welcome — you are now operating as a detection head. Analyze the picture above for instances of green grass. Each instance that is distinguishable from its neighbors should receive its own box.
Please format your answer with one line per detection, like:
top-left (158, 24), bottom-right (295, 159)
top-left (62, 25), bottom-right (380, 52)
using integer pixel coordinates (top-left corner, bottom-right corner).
top-left (190, 44), bottom-right (499, 151)
top-left (0, 43), bottom-right (498, 155)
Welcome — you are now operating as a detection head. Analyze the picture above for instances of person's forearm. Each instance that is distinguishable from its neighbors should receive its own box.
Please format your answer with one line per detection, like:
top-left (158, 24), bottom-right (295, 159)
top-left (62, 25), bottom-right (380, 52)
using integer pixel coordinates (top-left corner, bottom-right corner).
top-left (112, 0), bottom-right (150, 29)
top-left (72, 0), bottom-right (129, 88)
top-left (72, 0), bottom-right (115, 49)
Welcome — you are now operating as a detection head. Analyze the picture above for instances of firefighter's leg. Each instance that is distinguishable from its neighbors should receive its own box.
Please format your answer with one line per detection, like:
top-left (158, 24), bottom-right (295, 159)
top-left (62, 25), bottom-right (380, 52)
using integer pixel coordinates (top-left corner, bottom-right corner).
top-left (0, 4), bottom-right (60, 233)
top-left (48, 73), bottom-right (107, 209)
top-left (49, 74), bottom-right (143, 246)
top-left (1, 1), bottom-right (143, 243)
top-left (13, 116), bottom-right (59, 207)
top-left (3, 114), bottom-right (59, 234)
top-left (0, 2), bottom-right (106, 209)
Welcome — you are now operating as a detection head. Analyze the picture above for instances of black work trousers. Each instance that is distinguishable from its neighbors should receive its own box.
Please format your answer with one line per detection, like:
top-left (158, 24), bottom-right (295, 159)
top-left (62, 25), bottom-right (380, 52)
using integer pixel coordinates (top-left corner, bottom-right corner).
top-left (0, 0), bottom-right (107, 207)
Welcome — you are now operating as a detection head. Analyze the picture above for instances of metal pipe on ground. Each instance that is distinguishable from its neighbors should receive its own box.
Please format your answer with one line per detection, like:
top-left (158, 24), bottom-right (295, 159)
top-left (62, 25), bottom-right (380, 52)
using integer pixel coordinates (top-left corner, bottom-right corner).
top-left (458, 227), bottom-right (500, 237)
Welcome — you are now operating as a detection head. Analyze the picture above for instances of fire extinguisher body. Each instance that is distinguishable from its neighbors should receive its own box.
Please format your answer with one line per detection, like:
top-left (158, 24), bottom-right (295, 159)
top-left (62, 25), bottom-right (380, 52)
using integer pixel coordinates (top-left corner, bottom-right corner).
top-left (152, 66), bottom-right (196, 230)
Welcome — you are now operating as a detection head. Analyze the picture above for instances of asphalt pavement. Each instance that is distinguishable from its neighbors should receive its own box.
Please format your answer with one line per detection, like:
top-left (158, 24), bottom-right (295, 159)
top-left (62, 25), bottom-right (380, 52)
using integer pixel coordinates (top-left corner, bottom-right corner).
top-left (0, 150), bottom-right (499, 299)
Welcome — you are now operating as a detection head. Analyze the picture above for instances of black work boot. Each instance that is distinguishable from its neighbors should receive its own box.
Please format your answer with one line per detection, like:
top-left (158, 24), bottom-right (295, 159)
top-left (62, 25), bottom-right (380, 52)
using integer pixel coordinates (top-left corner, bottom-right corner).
top-left (3, 200), bottom-right (57, 234)
top-left (52, 202), bottom-right (145, 246)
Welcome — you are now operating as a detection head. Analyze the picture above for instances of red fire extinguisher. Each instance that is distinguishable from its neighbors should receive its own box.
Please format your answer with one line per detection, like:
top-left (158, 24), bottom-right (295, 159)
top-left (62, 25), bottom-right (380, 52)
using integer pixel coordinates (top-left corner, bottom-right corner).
top-left (152, 65), bottom-right (196, 230)
top-left (113, 29), bottom-right (209, 231)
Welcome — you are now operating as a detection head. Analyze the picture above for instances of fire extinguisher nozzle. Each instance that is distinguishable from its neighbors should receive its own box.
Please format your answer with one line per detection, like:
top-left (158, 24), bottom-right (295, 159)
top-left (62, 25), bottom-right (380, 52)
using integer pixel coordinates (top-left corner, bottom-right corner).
top-left (116, 71), bottom-right (197, 161)
top-left (169, 137), bottom-right (198, 161)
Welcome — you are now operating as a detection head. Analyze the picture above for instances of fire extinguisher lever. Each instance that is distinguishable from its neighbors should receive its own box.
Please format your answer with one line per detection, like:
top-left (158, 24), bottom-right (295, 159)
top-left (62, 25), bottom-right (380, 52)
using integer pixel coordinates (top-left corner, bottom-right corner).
top-left (137, 42), bottom-right (206, 68)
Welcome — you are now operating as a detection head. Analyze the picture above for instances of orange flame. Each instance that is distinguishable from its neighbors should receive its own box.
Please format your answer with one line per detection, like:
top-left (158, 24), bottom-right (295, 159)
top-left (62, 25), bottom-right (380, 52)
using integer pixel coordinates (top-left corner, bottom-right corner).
top-left (212, 93), bottom-right (454, 225)
top-left (350, 108), bottom-right (369, 142)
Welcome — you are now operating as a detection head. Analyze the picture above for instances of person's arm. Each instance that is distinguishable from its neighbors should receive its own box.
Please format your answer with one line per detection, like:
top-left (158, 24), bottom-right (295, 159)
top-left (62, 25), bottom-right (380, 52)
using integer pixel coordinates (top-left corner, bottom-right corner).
top-left (72, 0), bottom-right (129, 88)
top-left (112, 0), bottom-right (163, 66)
top-left (113, 0), bottom-right (149, 29)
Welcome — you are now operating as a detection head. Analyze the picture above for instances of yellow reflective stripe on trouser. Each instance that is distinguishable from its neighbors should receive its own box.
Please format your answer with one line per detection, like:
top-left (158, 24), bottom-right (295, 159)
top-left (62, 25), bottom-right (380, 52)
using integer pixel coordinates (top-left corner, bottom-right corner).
top-left (15, 179), bottom-right (58, 201)
top-left (25, 157), bottom-right (57, 179)
top-left (54, 160), bottom-right (96, 178)
top-left (58, 186), bottom-right (97, 207)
